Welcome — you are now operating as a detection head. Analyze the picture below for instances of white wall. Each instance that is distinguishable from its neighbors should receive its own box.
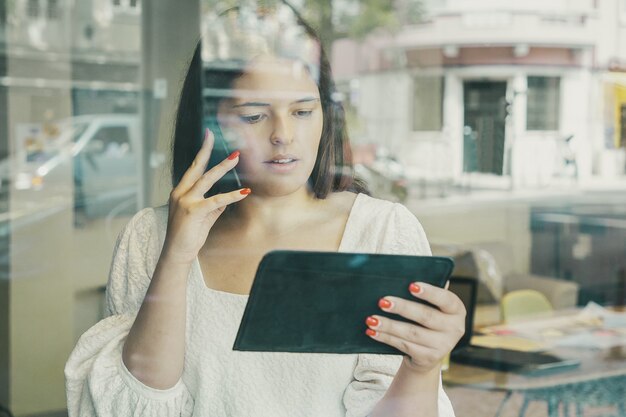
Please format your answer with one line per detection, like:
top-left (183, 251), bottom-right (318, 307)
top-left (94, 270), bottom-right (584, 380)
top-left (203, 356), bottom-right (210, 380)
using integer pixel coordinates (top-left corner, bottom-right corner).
top-left (506, 67), bottom-right (595, 187)
top-left (441, 0), bottom-right (595, 14)
top-left (357, 72), bottom-right (412, 152)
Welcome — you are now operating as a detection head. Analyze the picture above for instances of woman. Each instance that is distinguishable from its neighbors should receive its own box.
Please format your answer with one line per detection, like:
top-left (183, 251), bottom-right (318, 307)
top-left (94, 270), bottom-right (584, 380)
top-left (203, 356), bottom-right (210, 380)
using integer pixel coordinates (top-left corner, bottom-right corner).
top-left (65, 3), bottom-right (465, 416)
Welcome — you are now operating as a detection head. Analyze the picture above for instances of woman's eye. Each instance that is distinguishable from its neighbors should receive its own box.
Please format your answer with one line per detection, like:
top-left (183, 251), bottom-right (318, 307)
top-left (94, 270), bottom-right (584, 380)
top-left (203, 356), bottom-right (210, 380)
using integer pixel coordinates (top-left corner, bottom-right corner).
top-left (294, 109), bottom-right (313, 118)
top-left (239, 114), bottom-right (266, 124)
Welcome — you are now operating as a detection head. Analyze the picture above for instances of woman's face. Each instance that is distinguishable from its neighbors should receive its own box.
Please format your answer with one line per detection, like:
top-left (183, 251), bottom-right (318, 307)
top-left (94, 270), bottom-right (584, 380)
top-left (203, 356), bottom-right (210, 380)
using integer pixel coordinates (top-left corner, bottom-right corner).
top-left (216, 56), bottom-right (323, 197)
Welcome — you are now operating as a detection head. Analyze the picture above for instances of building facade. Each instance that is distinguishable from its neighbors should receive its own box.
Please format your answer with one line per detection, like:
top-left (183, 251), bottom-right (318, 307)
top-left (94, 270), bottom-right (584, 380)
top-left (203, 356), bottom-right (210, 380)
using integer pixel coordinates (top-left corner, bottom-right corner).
top-left (332, 0), bottom-right (626, 188)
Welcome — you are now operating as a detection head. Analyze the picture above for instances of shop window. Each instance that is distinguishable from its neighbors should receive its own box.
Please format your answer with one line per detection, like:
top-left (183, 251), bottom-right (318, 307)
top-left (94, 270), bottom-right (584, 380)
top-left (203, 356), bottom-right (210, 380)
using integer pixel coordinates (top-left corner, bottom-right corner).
top-left (27, 0), bottom-right (40, 18)
top-left (527, 76), bottom-right (560, 131)
top-left (112, 0), bottom-right (141, 13)
top-left (413, 76), bottom-right (444, 131)
top-left (47, 0), bottom-right (60, 19)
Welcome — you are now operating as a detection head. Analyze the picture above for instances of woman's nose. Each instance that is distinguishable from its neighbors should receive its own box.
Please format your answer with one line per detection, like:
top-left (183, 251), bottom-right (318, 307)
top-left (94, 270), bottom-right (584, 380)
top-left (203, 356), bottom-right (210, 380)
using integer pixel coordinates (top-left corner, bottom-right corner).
top-left (269, 115), bottom-right (294, 145)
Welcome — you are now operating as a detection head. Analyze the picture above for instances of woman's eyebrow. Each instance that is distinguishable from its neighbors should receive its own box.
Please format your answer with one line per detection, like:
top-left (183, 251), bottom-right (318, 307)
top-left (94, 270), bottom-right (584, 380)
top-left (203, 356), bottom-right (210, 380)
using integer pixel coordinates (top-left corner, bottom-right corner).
top-left (231, 96), bottom-right (320, 108)
top-left (232, 101), bottom-right (269, 108)
top-left (292, 97), bottom-right (320, 104)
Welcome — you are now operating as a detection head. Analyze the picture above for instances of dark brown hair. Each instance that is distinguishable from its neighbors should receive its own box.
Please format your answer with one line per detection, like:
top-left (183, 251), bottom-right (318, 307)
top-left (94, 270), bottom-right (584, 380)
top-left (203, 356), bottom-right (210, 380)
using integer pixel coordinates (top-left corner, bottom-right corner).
top-left (171, 2), bottom-right (368, 199)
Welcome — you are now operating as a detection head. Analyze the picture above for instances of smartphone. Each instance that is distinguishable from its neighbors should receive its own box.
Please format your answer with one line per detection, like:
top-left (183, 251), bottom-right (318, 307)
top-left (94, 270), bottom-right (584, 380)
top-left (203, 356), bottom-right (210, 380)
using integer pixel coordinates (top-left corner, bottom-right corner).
top-left (204, 118), bottom-right (243, 192)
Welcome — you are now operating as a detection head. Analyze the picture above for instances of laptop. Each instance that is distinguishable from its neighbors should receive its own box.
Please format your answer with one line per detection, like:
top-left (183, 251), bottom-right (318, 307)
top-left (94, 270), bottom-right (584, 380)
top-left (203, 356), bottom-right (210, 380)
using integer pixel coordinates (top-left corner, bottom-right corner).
top-left (448, 277), bottom-right (580, 375)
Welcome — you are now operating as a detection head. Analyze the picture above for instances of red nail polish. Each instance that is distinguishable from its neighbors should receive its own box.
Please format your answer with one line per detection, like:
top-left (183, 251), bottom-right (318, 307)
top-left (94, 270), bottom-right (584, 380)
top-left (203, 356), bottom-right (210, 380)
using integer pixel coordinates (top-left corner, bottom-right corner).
top-left (365, 316), bottom-right (379, 327)
top-left (204, 128), bottom-right (210, 141)
top-left (409, 283), bottom-right (421, 294)
top-left (366, 329), bottom-right (377, 337)
top-left (240, 188), bottom-right (251, 195)
top-left (227, 150), bottom-right (240, 160)
top-left (378, 298), bottom-right (392, 309)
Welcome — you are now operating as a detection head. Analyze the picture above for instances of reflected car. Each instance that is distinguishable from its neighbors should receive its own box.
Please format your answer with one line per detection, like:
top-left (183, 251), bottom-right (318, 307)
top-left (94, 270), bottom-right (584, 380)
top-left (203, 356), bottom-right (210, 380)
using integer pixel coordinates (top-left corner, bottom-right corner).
top-left (0, 114), bottom-right (147, 222)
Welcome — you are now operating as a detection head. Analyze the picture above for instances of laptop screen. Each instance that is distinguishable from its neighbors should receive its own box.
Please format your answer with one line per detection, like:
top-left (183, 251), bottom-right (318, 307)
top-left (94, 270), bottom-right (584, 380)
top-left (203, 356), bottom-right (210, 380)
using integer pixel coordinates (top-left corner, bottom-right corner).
top-left (447, 277), bottom-right (478, 351)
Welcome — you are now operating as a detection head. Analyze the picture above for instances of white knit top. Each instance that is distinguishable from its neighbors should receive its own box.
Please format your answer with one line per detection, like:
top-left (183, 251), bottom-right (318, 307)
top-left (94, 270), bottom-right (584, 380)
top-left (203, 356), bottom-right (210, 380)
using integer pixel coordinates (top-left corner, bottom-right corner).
top-left (65, 193), bottom-right (456, 417)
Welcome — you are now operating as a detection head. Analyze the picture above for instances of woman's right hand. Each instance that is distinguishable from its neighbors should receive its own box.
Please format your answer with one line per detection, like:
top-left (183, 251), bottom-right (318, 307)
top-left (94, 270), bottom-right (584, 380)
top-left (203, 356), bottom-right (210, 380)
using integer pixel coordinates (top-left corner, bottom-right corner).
top-left (162, 128), bottom-right (250, 264)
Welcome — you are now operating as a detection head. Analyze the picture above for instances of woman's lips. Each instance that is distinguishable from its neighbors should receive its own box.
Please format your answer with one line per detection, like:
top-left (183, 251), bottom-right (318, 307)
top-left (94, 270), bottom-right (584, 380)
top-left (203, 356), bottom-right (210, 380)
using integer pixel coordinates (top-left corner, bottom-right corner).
top-left (263, 159), bottom-right (299, 173)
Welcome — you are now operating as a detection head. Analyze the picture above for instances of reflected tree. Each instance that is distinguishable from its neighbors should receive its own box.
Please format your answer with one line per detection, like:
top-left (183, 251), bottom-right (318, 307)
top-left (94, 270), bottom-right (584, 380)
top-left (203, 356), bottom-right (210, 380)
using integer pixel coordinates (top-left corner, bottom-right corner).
top-left (297, 0), bottom-right (426, 49)
top-left (202, 0), bottom-right (425, 51)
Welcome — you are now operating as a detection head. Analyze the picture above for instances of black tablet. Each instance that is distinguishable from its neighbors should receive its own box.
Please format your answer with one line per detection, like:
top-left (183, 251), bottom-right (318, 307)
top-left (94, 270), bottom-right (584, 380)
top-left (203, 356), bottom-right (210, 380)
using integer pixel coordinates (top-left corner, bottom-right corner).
top-left (233, 250), bottom-right (455, 355)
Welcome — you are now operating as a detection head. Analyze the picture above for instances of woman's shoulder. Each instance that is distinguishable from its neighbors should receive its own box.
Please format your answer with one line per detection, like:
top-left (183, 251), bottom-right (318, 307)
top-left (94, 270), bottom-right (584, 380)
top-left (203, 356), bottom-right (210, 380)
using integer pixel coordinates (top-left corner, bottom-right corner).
top-left (116, 205), bottom-right (169, 246)
top-left (350, 192), bottom-right (407, 222)
top-left (342, 192), bottom-right (431, 255)
top-left (326, 191), bottom-right (396, 215)
top-left (125, 205), bottom-right (168, 229)
top-left (325, 190), bottom-right (359, 212)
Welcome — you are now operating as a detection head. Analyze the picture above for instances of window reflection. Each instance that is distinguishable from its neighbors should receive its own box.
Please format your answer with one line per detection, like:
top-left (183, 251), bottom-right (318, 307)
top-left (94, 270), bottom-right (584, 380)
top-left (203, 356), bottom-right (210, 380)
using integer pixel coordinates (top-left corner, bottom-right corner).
top-left (413, 76), bottom-right (444, 132)
top-left (1, 0), bottom-right (626, 416)
top-left (72, 115), bottom-right (139, 224)
top-left (527, 76), bottom-right (560, 131)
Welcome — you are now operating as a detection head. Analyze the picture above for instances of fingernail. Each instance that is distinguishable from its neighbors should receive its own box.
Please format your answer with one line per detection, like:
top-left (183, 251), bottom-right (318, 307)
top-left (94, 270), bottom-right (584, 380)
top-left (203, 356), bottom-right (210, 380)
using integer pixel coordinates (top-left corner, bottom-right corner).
top-left (227, 150), bottom-right (240, 160)
top-left (239, 188), bottom-right (252, 195)
top-left (409, 283), bottom-right (422, 294)
top-left (365, 316), bottom-right (379, 328)
top-left (365, 329), bottom-right (377, 337)
top-left (378, 298), bottom-right (392, 310)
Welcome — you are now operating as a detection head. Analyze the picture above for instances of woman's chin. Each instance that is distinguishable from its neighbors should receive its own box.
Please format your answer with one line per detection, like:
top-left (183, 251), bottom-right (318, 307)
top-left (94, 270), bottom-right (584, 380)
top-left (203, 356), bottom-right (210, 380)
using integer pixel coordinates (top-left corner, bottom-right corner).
top-left (243, 179), bottom-right (311, 198)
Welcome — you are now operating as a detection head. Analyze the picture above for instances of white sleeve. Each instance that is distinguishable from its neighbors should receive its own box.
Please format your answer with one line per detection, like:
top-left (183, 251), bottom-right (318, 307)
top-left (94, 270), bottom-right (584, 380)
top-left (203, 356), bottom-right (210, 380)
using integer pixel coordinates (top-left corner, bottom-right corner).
top-left (342, 202), bottom-right (456, 417)
top-left (382, 203), bottom-right (432, 257)
top-left (64, 208), bottom-right (194, 417)
top-left (342, 354), bottom-right (402, 417)
top-left (342, 353), bottom-right (455, 417)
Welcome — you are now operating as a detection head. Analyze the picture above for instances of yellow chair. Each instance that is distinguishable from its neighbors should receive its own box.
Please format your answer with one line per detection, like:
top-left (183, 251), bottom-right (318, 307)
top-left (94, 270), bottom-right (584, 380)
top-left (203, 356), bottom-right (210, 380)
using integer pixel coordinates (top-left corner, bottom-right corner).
top-left (499, 290), bottom-right (555, 417)
top-left (500, 289), bottom-right (553, 323)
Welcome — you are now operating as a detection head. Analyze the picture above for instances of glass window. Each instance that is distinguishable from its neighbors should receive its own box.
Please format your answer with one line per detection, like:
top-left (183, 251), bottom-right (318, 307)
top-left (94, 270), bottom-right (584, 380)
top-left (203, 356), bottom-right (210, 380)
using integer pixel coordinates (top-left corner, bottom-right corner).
top-left (3, 2), bottom-right (626, 417)
top-left (47, 0), bottom-right (59, 19)
top-left (527, 76), bottom-right (561, 131)
top-left (88, 126), bottom-right (131, 153)
top-left (112, 0), bottom-right (140, 13)
top-left (71, 122), bottom-right (89, 144)
top-left (27, 0), bottom-right (40, 18)
top-left (413, 76), bottom-right (444, 131)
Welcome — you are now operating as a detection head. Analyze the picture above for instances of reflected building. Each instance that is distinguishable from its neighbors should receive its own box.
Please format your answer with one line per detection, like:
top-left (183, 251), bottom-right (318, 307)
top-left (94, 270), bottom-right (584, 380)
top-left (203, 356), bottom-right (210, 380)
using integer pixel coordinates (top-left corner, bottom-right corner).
top-left (332, 0), bottom-right (626, 189)
top-left (0, 0), bottom-right (142, 221)
top-left (0, 1), bottom-right (142, 415)
top-left (2, 0), bottom-right (140, 116)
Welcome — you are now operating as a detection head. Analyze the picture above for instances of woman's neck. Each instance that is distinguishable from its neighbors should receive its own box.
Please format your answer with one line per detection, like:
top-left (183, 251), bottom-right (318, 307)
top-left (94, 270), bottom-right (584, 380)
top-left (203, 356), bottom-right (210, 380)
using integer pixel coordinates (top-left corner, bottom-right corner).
top-left (220, 187), bottom-right (322, 236)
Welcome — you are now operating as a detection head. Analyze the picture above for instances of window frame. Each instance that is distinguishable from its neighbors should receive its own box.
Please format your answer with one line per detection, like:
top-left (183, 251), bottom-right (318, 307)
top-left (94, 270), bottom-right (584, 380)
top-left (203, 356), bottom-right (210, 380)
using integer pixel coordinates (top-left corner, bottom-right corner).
top-left (526, 75), bottom-right (561, 132)
top-left (47, 0), bottom-right (60, 20)
top-left (412, 74), bottom-right (445, 132)
top-left (111, 0), bottom-right (141, 14)
top-left (26, 0), bottom-right (40, 19)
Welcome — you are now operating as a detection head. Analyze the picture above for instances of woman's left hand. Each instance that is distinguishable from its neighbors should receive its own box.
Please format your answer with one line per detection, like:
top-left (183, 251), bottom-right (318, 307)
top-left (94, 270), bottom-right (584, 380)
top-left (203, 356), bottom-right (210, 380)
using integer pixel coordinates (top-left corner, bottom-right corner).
top-left (365, 282), bottom-right (466, 375)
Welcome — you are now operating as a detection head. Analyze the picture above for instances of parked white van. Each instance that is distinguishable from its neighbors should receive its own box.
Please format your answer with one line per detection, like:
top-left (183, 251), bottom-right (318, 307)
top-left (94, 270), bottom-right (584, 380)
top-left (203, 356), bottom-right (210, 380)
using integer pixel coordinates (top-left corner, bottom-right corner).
top-left (2, 114), bottom-right (153, 222)
top-left (70, 114), bottom-right (142, 220)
